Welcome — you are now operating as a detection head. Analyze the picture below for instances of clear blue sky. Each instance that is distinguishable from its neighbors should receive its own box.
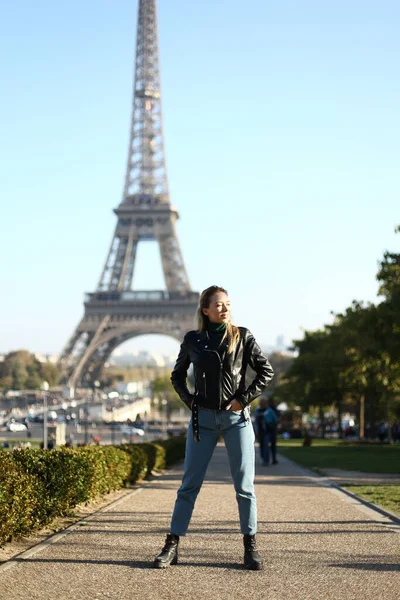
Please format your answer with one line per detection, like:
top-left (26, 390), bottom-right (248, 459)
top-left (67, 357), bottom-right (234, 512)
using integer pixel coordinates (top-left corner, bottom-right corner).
top-left (1, 0), bottom-right (399, 358)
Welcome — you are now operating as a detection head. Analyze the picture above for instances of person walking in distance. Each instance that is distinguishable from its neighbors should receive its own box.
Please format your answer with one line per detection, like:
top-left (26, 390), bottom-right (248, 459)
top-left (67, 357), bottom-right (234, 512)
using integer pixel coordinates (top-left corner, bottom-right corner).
top-left (262, 400), bottom-right (279, 466)
top-left (253, 397), bottom-right (268, 461)
top-left (153, 285), bottom-right (274, 570)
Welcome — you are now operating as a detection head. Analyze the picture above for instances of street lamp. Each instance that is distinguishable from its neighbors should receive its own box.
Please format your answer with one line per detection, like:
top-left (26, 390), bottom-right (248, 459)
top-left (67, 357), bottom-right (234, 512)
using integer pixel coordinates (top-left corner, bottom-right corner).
top-left (161, 398), bottom-right (168, 430)
top-left (85, 380), bottom-right (100, 445)
top-left (111, 406), bottom-right (116, 446)
top-left (93, 380), bottom-right (100, 398)
top-left (152, 397), bottom-right (159, 425)
top-left (41, 381), bottom-right (49, 450)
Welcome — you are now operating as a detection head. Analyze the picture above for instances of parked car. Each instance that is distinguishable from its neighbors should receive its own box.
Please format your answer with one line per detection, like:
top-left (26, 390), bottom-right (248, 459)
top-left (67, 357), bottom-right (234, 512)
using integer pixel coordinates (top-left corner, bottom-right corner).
top-left (6, 422), bottom-right (28, 432)
top-left (120, 426), bottom-right (145, 437)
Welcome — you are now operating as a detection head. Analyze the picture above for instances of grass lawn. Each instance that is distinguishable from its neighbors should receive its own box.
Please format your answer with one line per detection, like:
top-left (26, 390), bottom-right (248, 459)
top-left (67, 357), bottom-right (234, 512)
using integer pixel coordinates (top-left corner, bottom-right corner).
top-left (344, 485), bottom-right (400, 516)
top-left (0, 439), bottom-right (41, 451)
top-left (277, 438), bottom-right (400, 474)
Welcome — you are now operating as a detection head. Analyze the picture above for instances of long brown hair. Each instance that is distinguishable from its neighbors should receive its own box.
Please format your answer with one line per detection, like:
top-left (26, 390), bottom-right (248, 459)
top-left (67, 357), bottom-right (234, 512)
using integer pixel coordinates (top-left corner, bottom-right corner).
top-left (196, 285), bottom-right (240, 354)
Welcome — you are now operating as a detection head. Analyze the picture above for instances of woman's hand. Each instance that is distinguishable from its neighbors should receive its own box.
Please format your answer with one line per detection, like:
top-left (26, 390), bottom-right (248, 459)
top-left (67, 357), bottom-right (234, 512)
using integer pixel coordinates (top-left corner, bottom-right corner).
top-left (226, 400), bottom-right (243, 412)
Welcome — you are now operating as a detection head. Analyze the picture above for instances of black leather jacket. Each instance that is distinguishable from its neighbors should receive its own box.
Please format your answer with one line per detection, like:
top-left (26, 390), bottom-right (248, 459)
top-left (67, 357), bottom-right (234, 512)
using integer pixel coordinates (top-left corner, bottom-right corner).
top-left (171, 327), bottom-right (274, 410)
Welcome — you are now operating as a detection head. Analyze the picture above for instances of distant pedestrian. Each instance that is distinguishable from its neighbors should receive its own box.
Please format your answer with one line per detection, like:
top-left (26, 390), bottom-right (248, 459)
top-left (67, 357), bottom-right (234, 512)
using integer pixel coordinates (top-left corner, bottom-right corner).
top-left (378, 423), bottom-right (387, 443)
top-left (253, 397), bottom-right (268, 460)
top-left (393, 423), bottom-right (400, 444)
top-left (262, 400), bottom-right (279, 465)
top-left (153, 285), bottom-right (274, 570)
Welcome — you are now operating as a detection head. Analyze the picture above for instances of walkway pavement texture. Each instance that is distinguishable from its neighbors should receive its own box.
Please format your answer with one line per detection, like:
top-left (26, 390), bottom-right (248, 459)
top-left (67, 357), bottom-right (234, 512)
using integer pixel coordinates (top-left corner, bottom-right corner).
top-left (318, 469), bottom-right (400, 486)
top-left (1, 444), bottom-right (399, 600)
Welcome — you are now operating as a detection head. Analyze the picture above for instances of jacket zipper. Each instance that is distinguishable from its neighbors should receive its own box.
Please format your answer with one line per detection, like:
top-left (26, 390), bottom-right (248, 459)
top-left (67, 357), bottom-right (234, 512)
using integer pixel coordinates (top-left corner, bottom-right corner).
top-left (203, 349), bottom-right (222, 409)
top-left (204, 331), bottom-right (225, 409)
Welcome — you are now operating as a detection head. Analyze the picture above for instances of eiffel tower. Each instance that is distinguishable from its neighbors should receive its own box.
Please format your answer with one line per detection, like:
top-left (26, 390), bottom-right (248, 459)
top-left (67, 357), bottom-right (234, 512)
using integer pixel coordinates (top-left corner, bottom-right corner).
top-left (59, 0), bottom-right (198, 394)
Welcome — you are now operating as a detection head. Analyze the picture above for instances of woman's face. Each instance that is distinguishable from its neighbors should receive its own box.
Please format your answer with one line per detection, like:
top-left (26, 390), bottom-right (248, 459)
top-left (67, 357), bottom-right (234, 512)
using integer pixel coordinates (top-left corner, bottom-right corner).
top-left (202, 291), bottom-right (231, 324)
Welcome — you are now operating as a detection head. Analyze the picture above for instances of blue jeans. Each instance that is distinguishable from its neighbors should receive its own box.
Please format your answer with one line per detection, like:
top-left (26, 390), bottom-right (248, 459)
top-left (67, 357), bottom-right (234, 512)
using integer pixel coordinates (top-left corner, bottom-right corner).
top-left (170, 407), bottom-right (257, 536)
top-left (262, 430), bottom-right (277, 464)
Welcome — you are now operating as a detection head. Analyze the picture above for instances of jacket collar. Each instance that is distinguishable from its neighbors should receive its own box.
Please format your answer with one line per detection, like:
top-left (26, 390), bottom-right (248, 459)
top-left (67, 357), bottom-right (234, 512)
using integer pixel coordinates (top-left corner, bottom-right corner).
top-left (196, 329), bottom-right (229, 350)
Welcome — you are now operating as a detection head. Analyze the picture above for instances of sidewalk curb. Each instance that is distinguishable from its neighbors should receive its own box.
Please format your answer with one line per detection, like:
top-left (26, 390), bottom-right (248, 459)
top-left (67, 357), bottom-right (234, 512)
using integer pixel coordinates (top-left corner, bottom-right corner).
top-left (276, 453), bottom-right (400, 526)
top-left (0, 485), bottom-right (148, 574)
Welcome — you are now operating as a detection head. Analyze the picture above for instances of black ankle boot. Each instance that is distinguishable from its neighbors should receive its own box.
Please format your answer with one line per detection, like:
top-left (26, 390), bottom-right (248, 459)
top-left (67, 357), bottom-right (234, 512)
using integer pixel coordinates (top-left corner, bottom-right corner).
top-left (153, 534), bottom-right (179, 568)
top-left (243, 534), bottom-right (263, 570)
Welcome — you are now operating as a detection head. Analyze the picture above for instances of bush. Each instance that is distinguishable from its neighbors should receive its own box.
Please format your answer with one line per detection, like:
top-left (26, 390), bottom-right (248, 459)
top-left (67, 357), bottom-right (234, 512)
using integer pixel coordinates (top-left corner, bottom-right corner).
top-left (100, 445), bottom-right (132, 490)
top-left (0, 437), bottom-right (186, 548)
top-left (119, 444), bottom-right (148, 484)
top-left (0, 452), bottom-right (42, 545)
top-left (12, 448), bottom-right (94, 521)
top-left (78, 446), bottom-right (131, 497)
top-left (156, 435), bottom-right (187, 467)
top-left (1, 445), bottom-right (132, 546)
top-left (137, 442), bottom-right (166, 477)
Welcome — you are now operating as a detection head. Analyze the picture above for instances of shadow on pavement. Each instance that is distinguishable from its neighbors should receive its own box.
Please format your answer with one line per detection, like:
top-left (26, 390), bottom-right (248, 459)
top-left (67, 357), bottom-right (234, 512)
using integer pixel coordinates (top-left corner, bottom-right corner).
top-left (15, 557), bottom-right (245, 570)
top-left (94, 511), bottom-right (172, 516)
top-left (139, 484), bottom-right (184, 490)
top-left (70, 529), bottom-right (170, 535)
top-left (329, 563), bottom-right (400, 571)
top-left (257, 520), bottom-right (389, 525)
top-left (176, 527), bottom-right (390, 536)
top-left (87, 519), bottom-right (169, 525)
top-left (177, 561), bottom-right (243, 570)
top-left (14, 557), bottom-right (138, 567)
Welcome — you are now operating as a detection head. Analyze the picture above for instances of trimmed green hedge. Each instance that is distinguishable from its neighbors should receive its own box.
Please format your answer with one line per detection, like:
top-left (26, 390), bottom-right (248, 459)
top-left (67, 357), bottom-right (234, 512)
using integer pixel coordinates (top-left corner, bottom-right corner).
top-left (156, 435), bottom-right (187, 467)
top-left (137, 442), bottom-right (166, 477)
top-left (0, 436), bottom-right (186, 547)
top-left (0, 453), bottom-right (43, 544)
top-left (119, 444), bottom-right (148, 484)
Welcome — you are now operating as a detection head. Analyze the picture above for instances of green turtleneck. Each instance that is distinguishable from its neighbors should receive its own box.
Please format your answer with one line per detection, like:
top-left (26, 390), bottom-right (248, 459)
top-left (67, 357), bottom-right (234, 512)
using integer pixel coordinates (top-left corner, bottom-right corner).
top-left (207, 321), bottom-right (227, 334)
top-left (207, 321), bottom-right (227, 356)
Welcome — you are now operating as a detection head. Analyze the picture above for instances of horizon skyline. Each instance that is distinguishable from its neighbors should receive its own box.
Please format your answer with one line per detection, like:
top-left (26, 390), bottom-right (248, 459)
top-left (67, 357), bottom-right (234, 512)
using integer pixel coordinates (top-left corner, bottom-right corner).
top-left (0, 332), bottom-right (294, 358)
top-left (1, 0), bottom-right (399, 359)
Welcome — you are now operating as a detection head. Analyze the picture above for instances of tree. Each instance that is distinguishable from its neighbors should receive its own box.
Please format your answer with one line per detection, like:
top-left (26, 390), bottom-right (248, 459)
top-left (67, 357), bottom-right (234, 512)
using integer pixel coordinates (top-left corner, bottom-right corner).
top-left (1, 351), bottom-right (32, 390)
top-left (266, 352), bottom-right (294, 391)
top-left (39, 362), bottom-right (60, 387)
top-left (151, 375), bottom-right (183, 418)
top-left (375, 226), bottom-right (400, 437)
top-left (377, 225), bottom-right (400, 305)
top-left (333, 302), bottom-right (384, 437)
top-left (274, 226), bottom-right (400, 440)
top-left (275, 329), bottom-right (350, 437)
top-left (0, 350), bottom-right (60, 391)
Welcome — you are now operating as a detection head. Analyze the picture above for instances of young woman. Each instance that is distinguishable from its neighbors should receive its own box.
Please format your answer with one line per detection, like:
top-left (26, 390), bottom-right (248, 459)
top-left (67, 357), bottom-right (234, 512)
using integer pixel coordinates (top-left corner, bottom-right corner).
top-left (153, 285), bottom-right (274, 570)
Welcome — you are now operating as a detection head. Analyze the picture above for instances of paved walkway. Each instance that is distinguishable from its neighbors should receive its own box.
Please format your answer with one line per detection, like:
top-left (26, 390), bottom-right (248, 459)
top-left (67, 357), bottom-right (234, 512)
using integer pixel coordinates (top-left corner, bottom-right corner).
top-left (318, 468), bottom-right (400, 486)
top-left (1, 445), bottom-right (399, 600)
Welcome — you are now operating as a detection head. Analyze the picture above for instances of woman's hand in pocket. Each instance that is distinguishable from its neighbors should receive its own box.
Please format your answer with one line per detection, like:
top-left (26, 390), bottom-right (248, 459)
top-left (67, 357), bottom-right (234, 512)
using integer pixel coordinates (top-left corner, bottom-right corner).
top-left (226, 400), bottom-right (243, 412)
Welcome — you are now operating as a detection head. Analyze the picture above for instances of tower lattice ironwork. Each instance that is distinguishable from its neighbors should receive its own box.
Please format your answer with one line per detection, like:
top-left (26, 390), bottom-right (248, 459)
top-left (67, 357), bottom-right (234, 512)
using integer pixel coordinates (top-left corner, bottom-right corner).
top-left (59, 0), bottom-right (198, 392)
